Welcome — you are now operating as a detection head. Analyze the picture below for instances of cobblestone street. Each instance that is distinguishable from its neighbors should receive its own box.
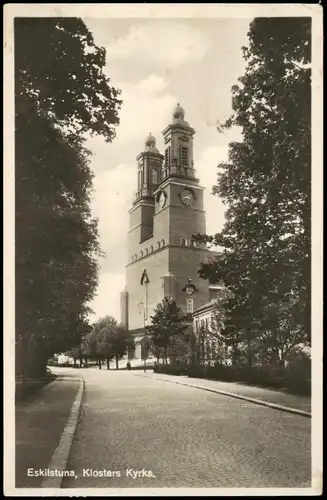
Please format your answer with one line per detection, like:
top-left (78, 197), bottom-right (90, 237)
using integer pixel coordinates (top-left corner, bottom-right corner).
top-left (62, 368), bottom-right (311, 489)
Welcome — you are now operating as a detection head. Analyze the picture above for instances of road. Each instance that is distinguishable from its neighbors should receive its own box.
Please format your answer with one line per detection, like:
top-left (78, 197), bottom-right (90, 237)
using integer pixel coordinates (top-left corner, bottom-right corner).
top-left (62, 368), bottom-right (311, 489)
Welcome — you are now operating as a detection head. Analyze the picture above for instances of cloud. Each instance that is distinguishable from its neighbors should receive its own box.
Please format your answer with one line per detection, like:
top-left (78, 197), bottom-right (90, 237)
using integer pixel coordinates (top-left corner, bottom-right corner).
top-left (88, 271), bottom-right (125, 322)
top-left (115, 75), bottom-right (175, 144)
top-left (86, 74), bottom-right (177, 173)
top-left (195, 146), bottom-right (228, 241)
top-left (91, 163), bottom-right (135, 271)
top-left (105, 23), bottom-right (210, 68)
top-left (137, 74), bottom-right (169, 95)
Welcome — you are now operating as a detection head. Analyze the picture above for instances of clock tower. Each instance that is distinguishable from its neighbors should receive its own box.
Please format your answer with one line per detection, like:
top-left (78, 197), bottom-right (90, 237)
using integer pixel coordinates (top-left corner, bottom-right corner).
top-left (121, 104), bottom-right (218, 334)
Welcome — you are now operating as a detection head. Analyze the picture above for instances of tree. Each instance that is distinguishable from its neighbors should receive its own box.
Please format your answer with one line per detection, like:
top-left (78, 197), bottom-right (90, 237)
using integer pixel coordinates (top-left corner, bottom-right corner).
top-left (197, 18), bottom-right (311, 367)
top-left (88, 316), bottom-right (134, 370)
top-left (15, 18), bottom-right (121, 142)
top-left (81, 328), bottom-right (99, 365)
top-left (66, 345), bottom-right (85, 368)
top-left (110, 325), bottom-right (134, 370)
top-left (92, 316), bottom-right (117, 369)
top-left (146, 298), bottom-right (188, 364)
top-left (15, 18), bottom-right (122, 378)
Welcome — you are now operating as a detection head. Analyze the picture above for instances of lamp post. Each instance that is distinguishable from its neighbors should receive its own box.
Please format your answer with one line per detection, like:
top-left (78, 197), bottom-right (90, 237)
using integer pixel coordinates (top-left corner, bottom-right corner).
top-left (182, 278), bottom-right (198, 365)
top-left (142, 303), bottom-right (147, 373)
top-left (140, 269), bottom-right (150, 372)
top-left (137, 301), bottom-right (147, 372)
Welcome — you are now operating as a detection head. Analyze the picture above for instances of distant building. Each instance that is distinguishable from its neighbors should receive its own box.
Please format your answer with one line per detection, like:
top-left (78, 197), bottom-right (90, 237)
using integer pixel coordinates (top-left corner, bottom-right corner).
top-left (56, 354), bottom-right (74, 365)
top-left (192, 285), bottom-right (232, 365)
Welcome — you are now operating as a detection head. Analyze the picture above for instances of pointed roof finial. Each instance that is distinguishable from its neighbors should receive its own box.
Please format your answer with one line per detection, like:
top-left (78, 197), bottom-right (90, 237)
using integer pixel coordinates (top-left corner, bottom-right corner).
top-left (173, 102), bottom-right (185, 120)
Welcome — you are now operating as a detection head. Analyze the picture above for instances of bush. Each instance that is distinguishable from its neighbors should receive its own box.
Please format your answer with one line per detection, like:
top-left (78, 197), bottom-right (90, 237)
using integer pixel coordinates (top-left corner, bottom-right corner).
top-left (185, 363), bottom-right (311, 396)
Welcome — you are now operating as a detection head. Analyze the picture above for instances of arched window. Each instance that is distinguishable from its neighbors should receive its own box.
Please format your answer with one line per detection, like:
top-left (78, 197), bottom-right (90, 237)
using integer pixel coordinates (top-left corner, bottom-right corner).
top-left (181, 238), bottom-right (186, 247)
top-left (134, 253), bottom-right (138, 260)
top-left (145, 248), bottom-right (148, 256)
top-left (152, 169), bottom-right (158, 185)
top-left (180, 145), bottom-right (189, 167)
top-left (157, 241), bottom-right (161, 249)
top-left (150, 245), bottom-right (154, 253)
top-left (138, 170), bottom-right (142, 189)
top-left (161, 239), bottom-right (165, 247)
top-left (192, 240), bottom-right (197, 248)
top-left (140, 250), bottom-right (144, 258)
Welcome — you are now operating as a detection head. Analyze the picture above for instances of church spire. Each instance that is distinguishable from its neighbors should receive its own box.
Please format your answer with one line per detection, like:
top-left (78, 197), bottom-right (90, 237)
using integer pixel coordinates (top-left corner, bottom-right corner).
top-left (161, 103), bottom-right (197, 181)
top-left (134, 133), bottom-right (164, 205)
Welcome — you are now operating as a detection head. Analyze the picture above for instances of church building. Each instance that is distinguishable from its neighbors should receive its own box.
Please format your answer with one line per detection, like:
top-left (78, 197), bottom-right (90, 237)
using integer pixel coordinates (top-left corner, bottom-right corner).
top-left (120, 104), bottom-right (219, 356)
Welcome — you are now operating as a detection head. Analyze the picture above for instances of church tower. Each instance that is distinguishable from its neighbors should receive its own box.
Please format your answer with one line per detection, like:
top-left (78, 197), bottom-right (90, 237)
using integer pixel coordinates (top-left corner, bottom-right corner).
top-left (121, 104), bottom-right (216, 333)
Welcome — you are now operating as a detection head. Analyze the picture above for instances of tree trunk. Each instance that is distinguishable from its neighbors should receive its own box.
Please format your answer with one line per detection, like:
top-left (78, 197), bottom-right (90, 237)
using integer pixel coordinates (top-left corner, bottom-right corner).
top-left (247, 348), bottom-right (253, 369)
top-left (73, 357), bottom-right (77, 368)
top-left (98, 356), bottom-right (102, 370)
top-left (116, 356), bottom-right (119, 370)
top-left (84, 357), bottom-right (88, 368)
top-left (79, 357), bottom-right (83, 368)
top-left (246, 331), bottom-right (253, 368)
top-left (232, 344), bottom-right (237, 365)
top-left (106, 357), bottom-right (110, 370)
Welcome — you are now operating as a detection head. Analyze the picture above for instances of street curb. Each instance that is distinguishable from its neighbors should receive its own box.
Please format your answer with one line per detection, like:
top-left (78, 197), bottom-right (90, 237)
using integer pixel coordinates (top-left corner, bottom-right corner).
top-left (41, 375), bottom-right (85, 488)
top-left (140, 374), bottom-right (311, 418)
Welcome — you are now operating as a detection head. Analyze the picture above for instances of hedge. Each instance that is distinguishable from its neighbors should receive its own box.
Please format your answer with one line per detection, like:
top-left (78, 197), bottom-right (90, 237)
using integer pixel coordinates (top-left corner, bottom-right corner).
top-left (153, 363), bottom-right (187, 376)
top-left (186, 363), bottom-right (311, 396)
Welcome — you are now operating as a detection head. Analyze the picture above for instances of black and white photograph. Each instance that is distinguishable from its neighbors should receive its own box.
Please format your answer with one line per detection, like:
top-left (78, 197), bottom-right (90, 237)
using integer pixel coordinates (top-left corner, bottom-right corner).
top-left (4, 3), bottom-right (323, 496)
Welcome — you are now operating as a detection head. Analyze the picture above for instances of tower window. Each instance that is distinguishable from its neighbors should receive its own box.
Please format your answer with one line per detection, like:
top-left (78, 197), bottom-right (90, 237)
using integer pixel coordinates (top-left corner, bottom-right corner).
top-left (180, 146), bottom-right (188, 167)
top-left (150, 245), bottom-right (154, 253)
top-left (140, 250), bottom-right (144, 257)
top-left (152, 169), bottom-right (158, 185)
top-left (186, 297), bottom-right (194, 314)
top-left (165, 147), bottom-right (170, 166)
top-left (157, 241), bottom-right (161, 249)
top-left (145, 248), bottom-right (148, 256)
top-left (181, 238), bottom-right (186, 247)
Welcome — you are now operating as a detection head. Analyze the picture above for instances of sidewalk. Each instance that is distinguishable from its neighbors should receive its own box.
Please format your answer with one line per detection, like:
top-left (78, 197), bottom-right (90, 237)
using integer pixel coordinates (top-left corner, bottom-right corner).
top-left (15, 371), bottom-right (81, 488)
top-left (145, 373), bottom-right (311, 414)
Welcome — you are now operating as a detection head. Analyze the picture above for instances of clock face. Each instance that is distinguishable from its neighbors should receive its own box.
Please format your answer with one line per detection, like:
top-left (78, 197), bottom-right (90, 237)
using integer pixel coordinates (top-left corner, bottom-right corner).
top-left (158, 190), bottom-right (166, 209)
top-left (180, 189), bottom-right (195, 206)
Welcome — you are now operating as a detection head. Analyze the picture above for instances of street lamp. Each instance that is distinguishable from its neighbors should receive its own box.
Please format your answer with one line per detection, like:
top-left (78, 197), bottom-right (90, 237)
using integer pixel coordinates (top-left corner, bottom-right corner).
top-left (140, 268), bottom-right (150, 372)
top-left (137, 301), bottom-right (148, 372)
top-left (143, 334), bottom-right (148, 373)
top-left (182, 278), bottom-right (198, 365)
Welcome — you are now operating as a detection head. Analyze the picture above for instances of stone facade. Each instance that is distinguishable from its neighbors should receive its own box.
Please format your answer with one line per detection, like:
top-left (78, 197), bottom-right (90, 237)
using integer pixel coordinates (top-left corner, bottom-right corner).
top-left (121, 104), bottom-right (220, 350)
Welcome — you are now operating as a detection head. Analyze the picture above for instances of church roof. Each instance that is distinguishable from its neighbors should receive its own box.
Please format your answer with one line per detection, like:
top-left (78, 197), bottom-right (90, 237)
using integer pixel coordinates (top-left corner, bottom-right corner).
top-left (193, 298), bottom-right (218, 316)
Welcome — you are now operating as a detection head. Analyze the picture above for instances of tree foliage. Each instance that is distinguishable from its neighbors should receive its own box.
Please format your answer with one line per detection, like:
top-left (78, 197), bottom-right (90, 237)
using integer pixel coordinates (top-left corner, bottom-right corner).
top-left (81, 316), bottom-right (134, 369)
top-left (197, 18), bottom-right (311, 367)
top-left (15, 18), bottom-right (122, 377)
top-left (146, 298), bottom-right (188, 363)
top-left (15, 17), bottom-right (121, 141)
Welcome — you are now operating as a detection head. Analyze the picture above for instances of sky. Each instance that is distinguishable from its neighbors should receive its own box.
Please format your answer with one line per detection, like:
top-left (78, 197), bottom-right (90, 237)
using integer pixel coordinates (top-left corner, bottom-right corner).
top-left (83, 17), bottom-right (252, 322)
